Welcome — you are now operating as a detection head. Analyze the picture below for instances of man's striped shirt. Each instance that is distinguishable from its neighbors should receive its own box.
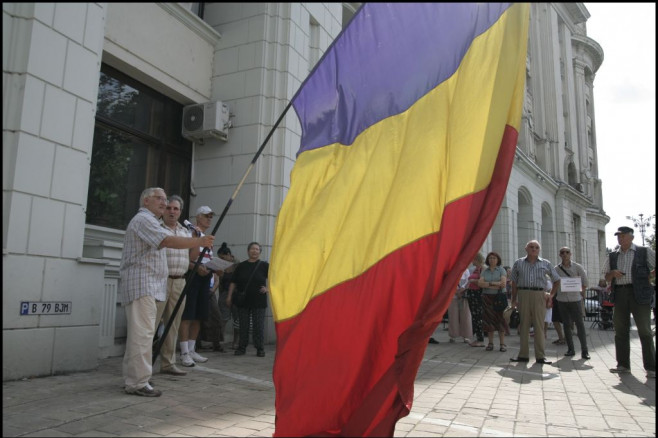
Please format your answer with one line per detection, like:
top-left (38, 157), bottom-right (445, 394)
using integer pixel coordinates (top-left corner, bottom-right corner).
top-left (119, 208), bottom-right (172, 305)
top-left (602, 244), bottom-right (656, 285)
top-left (510, 256), bottom-right (560, 289)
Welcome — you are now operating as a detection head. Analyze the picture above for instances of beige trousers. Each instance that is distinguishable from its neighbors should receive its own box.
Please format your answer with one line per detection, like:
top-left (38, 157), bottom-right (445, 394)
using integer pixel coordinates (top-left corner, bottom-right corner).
top-left (155, 278), bottom-right (186, 370)
top-left (448, 294), bottom-right (473, 340)
top-left (518, 289), bottom-right (548, 360)
top-left (123, 295), bottom-right (156, 390)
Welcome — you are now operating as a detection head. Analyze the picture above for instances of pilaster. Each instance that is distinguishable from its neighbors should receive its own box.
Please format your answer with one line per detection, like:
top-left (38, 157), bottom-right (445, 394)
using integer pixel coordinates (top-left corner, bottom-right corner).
top-left (573, 59), bottom-right (589, 188)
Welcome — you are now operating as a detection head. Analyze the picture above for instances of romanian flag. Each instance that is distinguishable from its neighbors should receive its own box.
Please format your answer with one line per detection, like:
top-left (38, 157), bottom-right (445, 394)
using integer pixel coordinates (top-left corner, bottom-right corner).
top-left (270, 3), bottom-right (529, 436)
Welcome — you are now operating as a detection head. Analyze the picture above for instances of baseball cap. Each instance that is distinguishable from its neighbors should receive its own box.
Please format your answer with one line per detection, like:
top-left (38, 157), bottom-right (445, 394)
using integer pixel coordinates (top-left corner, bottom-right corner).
top-left (614, 226), bottom-right (634, 236)
top-left (195, 206), bottom-right (214, 216)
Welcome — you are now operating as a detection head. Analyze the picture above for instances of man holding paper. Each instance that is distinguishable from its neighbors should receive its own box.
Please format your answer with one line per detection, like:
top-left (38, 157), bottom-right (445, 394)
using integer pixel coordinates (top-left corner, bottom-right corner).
top-left (555, 247), bottom-right (590, 359)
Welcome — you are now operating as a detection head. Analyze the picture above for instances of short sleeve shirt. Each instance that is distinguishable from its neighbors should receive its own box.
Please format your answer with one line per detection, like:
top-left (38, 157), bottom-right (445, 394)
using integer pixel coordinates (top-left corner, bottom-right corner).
top-left (555, 261), bottom-right (588, 302)
top-left (162, 222), bottom-right (191, 277)
top-left (510, 256), bottom-right (560, 289)
top-left (231, 260), bottom-right (270, 308)
top-left (119, 208), bottom-right (172, 305)
top-left (480, 266), bottom-right (507, 295)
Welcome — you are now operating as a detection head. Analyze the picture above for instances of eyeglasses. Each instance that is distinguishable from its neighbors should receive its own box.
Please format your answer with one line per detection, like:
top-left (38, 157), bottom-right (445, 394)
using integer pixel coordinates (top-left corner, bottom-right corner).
top-left (150, 195), bottom-right (167, 201)
top-left (560, 250), bottom-right (570, 254)
top-left (527, 246), bottom-right (539, 249)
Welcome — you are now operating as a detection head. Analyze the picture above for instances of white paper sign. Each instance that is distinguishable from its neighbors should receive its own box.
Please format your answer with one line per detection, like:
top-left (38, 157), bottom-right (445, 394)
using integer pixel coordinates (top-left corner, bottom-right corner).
top-left (560, 277), bottom-right (582, 292)
top-left (203, 257), bottom-right (235, 272)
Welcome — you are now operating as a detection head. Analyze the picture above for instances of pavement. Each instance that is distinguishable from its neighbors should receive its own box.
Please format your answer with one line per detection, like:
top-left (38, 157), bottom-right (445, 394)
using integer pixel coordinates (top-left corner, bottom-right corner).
top-left (3, 322), bottom-right (655, 437)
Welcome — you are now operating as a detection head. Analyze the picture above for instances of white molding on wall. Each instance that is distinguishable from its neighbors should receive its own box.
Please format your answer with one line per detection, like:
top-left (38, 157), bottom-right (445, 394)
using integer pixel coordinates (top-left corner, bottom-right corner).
top-left (157, 3), bottom-right (222, 45)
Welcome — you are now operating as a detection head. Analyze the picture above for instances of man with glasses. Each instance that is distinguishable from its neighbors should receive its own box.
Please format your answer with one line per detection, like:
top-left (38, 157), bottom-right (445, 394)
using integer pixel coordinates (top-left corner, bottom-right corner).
top-left (555, 247), bottom-right (590, 360)
top-left (120, 188), bottom-right (214, 397)
top-left (509, 240), bottom-right (561, 365)
top-left (603, 226), bottom-right (656, 378)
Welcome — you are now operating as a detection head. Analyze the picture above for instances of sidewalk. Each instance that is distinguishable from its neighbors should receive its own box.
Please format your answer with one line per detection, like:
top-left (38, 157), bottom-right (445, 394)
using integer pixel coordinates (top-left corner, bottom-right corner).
top-left (3, 324), bottom-right (655, 437)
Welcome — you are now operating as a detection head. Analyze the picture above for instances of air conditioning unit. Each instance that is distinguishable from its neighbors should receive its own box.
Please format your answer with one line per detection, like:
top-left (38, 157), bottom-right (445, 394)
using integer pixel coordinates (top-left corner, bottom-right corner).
top-left (182, 101), bottom-right (231, 142)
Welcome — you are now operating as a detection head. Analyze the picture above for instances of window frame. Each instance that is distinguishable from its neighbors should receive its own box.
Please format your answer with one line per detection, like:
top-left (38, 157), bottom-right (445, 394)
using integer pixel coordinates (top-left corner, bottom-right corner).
top-left (86, 64), bottom-right (192, 230)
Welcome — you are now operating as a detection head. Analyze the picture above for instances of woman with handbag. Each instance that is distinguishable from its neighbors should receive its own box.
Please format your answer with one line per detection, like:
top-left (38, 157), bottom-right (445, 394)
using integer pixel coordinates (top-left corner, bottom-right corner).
top-left (227, 242), bottom-right (270, 357)
top-left (478, 252), bottom-right (508, 351)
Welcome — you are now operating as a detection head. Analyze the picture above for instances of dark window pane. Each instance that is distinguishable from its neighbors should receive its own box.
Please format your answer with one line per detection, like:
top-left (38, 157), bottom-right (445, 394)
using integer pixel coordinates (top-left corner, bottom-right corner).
top-left (162, 149), bottom-right (191, 219)
top-left (96, 72), bottom-right (153, 135)
top-left (87, 64), bottom-right (192, 230)
top-left (86, 125), bottom-right (151, 229)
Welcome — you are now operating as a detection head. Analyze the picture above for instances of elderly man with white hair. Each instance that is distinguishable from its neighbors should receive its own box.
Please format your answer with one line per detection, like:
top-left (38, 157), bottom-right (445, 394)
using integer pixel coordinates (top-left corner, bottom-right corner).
top-left (120, 188), bottom-right (214, 397)
top-left (509, 240), bottom-right (561, 365)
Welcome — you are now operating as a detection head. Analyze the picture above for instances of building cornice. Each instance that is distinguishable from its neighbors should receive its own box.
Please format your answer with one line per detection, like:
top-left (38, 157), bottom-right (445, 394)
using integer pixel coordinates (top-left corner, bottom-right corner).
top-left (556, 181), bottom-right (594, 205)
top-left (572, 34), bottom-right (604, 75)
top-left (563, 3), bottom-right (590, 24)
top-left (157, 3), bottom-right (222, 45)
top-left (514, 148), bottom-right (559, 191)
top-left (585, 207), bottom-right (610, 224)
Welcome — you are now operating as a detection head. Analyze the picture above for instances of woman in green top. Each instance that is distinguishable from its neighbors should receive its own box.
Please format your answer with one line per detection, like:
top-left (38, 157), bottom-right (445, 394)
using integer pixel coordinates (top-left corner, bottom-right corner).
top-left (478, 252), bottom-right (508, 351)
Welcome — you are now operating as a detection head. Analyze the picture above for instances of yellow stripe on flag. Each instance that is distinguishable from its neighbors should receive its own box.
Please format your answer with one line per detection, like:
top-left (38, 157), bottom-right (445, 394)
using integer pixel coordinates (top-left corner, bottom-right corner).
top-left (271, 4), bottom-right (528, 323)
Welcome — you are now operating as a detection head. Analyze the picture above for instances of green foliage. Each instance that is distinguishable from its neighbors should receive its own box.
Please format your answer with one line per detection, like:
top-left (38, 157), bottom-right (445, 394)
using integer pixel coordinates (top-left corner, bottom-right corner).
top-left (646, 214), bottom-right (656, 251)
top-left (86, 72), bottom-right (140, 229)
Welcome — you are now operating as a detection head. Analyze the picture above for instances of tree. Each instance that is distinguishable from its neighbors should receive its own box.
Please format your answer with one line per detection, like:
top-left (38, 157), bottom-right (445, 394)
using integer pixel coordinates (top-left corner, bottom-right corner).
top-left (645, 214), bottom-right (656, 251)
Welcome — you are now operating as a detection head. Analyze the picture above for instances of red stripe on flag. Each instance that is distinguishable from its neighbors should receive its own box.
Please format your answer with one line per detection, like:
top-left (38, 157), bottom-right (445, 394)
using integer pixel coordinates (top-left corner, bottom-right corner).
top-left (273, 126), bottom-right (517, 436)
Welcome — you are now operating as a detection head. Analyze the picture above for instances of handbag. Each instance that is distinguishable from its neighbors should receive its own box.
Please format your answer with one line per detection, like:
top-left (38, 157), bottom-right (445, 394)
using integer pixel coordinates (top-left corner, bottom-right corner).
top-left (234, 289), bottom-right (247, 307)
top-left (234, 260), bottom-right (261, 307)
top-left (493, 290), bottom-right (508, 312)
top-left (508, 308), bottom-right (521, 328)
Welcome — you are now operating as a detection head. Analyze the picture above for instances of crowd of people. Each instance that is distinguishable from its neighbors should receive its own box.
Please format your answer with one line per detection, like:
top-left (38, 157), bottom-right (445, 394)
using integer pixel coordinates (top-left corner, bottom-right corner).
top-left (119, 187), bottom-right (655, 397)
top-left (430, 233), bottom-right (655, 378)
top-left (118, 187), bottom-right (269, 397)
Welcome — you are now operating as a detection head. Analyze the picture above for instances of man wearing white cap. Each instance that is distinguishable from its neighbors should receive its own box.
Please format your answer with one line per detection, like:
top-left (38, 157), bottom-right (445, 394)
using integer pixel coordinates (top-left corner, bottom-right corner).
top-left (178, 206), bottom-right (215, 366)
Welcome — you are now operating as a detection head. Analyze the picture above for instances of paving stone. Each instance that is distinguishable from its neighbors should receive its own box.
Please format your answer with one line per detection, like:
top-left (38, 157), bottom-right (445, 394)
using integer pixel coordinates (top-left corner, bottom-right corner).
top-left (2, 326), bottom-right (656, 437)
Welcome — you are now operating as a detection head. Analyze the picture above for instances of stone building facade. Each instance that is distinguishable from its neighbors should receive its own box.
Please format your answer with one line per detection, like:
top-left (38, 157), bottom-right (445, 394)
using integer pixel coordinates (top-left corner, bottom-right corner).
top-left (2, 3), bottom-right (606, 380)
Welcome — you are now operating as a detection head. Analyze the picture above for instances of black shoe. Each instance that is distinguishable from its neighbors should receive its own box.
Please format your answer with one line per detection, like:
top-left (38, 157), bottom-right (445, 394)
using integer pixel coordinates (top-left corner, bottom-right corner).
top-left (510, 357), bottom-right (529, 362)
top-left (213, 345), bottom-right (225, 352)
top-left (536, 358), bottom-right (552, 365)
top-left (234, 349), bottom-right (245, 356)
top-left (257, 349), bottom-right (265, 357)
top-left (564, 350), bottom-right (575, 356)
top-left (428, 338), bottom-right (439, 344)
top-left (581, 353), bottom-right (591, 360)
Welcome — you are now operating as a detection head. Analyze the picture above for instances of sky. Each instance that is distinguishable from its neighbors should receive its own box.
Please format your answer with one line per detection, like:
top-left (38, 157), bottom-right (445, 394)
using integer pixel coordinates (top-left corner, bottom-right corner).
top-left (584, 3), bottom-right (656, 249)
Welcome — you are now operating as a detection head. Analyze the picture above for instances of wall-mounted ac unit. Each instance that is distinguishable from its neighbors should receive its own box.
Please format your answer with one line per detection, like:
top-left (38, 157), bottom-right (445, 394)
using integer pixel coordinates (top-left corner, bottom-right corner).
top-left (182, 101), bottom-right (231, 142)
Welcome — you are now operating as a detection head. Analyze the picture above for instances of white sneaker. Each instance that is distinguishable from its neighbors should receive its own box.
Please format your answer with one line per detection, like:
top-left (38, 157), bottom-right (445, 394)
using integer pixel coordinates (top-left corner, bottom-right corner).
top-left (189, 350), bottom-right (208, 363)
top-left (180, 352), bottom-right (195, 367)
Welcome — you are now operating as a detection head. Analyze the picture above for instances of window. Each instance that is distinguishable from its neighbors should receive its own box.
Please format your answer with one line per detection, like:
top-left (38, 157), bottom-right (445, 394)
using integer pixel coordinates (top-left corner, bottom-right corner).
top-left (309, 17), bottom-right (320, 72)
top-left (86, 64), bottom-right (192, 230)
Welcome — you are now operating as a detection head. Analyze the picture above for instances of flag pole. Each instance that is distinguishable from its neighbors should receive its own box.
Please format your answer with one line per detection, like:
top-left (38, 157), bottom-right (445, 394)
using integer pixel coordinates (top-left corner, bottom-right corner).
top-left (153, 99), bottom-right (294, 364)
